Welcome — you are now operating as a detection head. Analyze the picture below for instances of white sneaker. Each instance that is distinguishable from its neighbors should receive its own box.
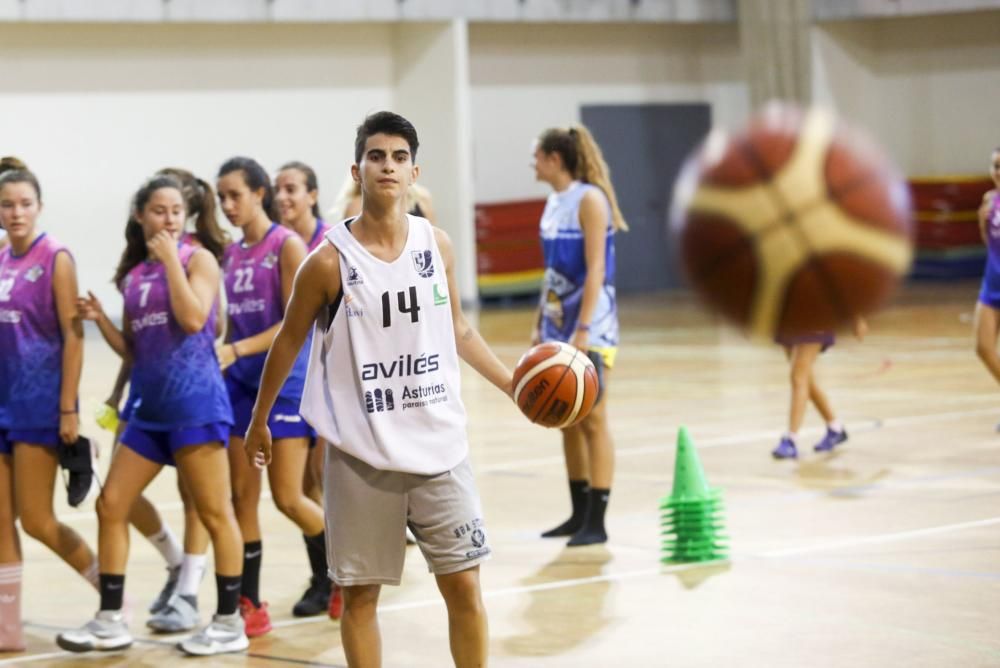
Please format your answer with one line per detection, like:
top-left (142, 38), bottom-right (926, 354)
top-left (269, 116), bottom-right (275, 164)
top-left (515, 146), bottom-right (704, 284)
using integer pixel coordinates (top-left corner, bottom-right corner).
top-left (148, 593), bottom-right (199, 633)
top-left (178, 612), bottom-right (249, 656)
top-left (56, 610), bottom-right (132, 652)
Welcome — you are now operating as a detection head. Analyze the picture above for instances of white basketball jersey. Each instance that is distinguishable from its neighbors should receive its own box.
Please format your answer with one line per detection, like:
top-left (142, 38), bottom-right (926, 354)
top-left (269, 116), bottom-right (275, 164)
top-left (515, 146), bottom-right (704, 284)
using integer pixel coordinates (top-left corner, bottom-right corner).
top-left (300, 215), bottom-right (468, 475)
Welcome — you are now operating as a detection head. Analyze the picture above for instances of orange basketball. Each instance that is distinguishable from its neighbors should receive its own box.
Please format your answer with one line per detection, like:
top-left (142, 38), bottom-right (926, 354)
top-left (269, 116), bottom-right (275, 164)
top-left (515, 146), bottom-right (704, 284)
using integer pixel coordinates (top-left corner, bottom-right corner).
top-left (671, 102), bottom-right (914, 339)
top-left (513, 342), bottom-right (600, 429)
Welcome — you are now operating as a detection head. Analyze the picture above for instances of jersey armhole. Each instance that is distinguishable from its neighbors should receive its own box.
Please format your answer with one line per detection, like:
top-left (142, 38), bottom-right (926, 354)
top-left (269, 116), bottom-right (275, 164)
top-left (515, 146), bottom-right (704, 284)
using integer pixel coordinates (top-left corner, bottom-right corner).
top-left (323, 285), bottom-right (344, 333)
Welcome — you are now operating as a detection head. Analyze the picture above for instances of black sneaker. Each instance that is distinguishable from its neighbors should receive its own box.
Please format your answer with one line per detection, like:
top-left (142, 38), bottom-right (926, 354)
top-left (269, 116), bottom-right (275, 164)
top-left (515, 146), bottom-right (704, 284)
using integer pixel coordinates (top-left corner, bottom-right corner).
top-left (59, 436), bottom-right (95, 507)
top-left (291, 576), bottom-right (331, 617)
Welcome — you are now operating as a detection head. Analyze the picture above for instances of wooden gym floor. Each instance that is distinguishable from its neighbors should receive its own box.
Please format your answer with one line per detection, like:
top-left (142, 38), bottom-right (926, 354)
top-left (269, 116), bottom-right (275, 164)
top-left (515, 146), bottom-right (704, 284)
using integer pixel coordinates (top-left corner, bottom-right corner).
top-left (3, 282), bottom-right (999, 667)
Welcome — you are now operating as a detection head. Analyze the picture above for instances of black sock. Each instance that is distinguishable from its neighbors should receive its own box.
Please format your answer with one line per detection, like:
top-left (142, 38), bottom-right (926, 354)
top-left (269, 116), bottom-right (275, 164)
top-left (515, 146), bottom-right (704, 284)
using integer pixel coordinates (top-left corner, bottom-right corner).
top-left (303, 532), bottom-right (328, 581)
top-left (541, 479), bottom-right (590, 537)
top-left (99, 573), bottom-right (125, 612)
top-left (216, 574), bottom-right (242, 616)
top-left (241, 541), bottom-right (262, 607)
top-left (567, 487), bottom-right (611, 547)
top-left (584, 487), bottom-right (610, 532)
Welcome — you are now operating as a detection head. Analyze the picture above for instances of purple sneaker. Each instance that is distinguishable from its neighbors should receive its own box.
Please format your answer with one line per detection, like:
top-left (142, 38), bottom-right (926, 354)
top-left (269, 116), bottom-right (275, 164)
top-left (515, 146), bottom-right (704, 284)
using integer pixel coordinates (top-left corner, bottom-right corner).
top-left (771, 437), bottom-right (798, 459)
top-left (813, 428), bottom-right (848, 452)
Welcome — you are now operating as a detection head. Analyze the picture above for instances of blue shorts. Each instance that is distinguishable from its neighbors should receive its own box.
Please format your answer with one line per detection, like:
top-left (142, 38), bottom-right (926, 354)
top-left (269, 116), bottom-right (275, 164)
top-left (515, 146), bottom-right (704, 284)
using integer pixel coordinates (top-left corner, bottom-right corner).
top-left (225, 375), bottom-right (314, 441)
top-left (0, 428), bottom-right (60, 455)
top-left (120, 422), bottom-right (230, 467)
top-left (120, 389), bottom-right (141, 423)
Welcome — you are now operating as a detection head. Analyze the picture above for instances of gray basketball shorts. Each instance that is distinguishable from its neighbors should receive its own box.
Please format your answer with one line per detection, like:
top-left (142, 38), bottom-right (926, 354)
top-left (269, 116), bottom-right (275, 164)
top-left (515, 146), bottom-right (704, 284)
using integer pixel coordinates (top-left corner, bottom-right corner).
top-left (323, 444), bottom-right (492, 587)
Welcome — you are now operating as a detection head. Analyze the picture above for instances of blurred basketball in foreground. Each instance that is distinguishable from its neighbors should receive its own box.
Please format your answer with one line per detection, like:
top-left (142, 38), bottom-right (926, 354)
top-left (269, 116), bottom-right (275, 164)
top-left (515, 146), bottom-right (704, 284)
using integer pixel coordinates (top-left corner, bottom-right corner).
top-left (671, 102), bottom-right (914, 339)
top-left (513, 342), bottom-right (599, 429)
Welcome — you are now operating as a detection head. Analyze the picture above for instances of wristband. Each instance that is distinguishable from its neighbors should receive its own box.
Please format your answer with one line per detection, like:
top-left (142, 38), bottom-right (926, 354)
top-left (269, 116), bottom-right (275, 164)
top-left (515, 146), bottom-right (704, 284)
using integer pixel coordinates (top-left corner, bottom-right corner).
top-left (60, 410), bottom-right (78, 415)
top-left (576, 323), bottom-right (591, 332)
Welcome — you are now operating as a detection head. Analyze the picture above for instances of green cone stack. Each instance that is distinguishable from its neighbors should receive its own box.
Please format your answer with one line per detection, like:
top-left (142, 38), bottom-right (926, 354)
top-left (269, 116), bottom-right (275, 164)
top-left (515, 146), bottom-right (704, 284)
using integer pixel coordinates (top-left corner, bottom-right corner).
top-left (659, 426), bottom-right (728, 563)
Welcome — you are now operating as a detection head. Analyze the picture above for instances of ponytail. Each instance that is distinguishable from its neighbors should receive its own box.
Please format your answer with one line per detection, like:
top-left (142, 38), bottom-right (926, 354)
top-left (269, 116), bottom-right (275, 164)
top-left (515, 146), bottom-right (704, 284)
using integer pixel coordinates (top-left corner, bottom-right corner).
top-left (190, 177), bottom-right (229, 260)
top-left (538, 125), bottom-right (628, 232)
top-left (113, 217), bottom-right (148, 289)
top-left (568, 125), bottom-right (629, 232)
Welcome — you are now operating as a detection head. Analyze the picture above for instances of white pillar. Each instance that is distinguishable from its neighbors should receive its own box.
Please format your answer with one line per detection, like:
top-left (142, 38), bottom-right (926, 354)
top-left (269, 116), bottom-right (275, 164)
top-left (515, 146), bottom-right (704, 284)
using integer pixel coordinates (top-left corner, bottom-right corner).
top-left (393, 19), bottom-right (477, 305)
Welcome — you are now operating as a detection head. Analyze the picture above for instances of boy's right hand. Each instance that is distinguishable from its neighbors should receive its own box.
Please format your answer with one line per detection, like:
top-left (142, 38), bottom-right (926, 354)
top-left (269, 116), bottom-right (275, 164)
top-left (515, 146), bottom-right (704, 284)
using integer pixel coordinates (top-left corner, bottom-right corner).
top-left (244, 420), bottom-right (273, 469)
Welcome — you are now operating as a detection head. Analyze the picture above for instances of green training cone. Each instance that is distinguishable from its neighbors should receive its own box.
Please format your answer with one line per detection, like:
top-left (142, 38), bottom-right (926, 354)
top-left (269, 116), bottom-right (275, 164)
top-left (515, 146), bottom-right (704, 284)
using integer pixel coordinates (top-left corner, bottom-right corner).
top-left (670, 426), bottom-right (710, 502)
top-left (659, 426), bottom-right (729, 564)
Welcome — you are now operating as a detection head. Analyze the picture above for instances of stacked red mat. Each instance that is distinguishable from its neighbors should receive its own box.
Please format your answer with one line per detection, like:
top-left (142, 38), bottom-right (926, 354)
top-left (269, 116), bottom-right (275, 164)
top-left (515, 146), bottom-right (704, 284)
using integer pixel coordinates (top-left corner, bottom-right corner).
top-left (474, 199), bottom-right (546, 297)
top-left (910, 176), bottom-right (992, 279)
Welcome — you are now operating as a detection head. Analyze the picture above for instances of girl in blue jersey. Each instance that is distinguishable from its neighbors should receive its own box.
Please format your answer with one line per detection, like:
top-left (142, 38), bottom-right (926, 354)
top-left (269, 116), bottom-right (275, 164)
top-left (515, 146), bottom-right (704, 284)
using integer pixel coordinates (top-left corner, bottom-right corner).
top-left (0, 166), bottom-right (98, 652)
top-left (216, 157), bottom-right (329, 634)
top-left (531, 125), bottom-right (628, 546)
top-left (974, 148), bottom-right (1000, 408)
top-left (57, 175), bottom-right (247, 657)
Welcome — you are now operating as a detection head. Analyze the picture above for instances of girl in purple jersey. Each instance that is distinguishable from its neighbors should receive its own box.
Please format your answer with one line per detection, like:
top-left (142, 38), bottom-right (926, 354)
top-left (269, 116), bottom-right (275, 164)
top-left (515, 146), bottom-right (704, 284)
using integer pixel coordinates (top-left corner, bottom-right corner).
top-left (974, 147), bottom-right (1000, 412)
top-left (58, 175), bottom-right (247, 657)
top-left (98, 167), bottom-right (227, 632)
top-left (274, 161), bottom-right (342, 618)
top-left (216, 157), bottom-right (329, 634)
top-left (0, 167), bottom-right (98, 652)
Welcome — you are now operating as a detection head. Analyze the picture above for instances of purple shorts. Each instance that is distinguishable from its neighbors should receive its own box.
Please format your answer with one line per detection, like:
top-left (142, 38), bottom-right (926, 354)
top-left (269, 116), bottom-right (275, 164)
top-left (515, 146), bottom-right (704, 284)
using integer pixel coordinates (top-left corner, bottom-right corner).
top-left (225, 375), bottom-right (314, 441)
top-left (775, 331), bottom-right (835, 352)
top-left (121, 422), bottom-right (230, 467)
top-left (0, 428), bottom-right (61, 455)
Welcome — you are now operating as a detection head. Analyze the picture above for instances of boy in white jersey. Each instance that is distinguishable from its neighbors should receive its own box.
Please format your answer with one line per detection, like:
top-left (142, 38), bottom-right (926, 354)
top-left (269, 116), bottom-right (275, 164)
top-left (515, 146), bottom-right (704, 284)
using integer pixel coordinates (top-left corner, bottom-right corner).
top-left (244, 111), bottom-right (513, 667)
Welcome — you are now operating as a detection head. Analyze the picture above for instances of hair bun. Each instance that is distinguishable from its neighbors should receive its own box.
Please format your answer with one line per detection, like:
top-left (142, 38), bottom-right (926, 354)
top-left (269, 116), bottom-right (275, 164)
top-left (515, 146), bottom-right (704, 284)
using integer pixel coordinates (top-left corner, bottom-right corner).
top-left (0, 156), bottom-right (28, 174)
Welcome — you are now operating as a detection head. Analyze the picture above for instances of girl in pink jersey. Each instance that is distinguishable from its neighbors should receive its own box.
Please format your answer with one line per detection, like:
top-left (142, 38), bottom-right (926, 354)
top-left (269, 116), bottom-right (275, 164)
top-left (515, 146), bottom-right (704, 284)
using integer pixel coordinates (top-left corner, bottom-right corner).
top-left (0, 167), bottom-right (98, 652)
top-left (216, 157), bottom-right (329, 635)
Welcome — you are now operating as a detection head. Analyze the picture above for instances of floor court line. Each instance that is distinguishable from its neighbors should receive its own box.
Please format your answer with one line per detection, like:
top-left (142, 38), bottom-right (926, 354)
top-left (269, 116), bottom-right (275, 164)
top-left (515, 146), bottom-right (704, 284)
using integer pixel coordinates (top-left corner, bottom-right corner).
top-left (46, 404), bottom-right (1000, 528)
top-left (265, 514), bottom-right (1000, 630)
top-left (480, 404), bottom-right (1000, 474)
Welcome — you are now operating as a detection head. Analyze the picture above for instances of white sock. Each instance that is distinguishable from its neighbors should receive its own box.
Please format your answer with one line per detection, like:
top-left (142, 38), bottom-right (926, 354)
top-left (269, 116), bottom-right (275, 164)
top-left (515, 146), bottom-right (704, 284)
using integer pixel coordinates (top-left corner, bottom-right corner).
top-left (176, 554), bottom-right (207, 597)
top-left (148, 525), bottom-right (184, 569)
top-left (828, 421), bottom-right (844, 434)
top-left (784, 431), bottom-right (798, 444)
top-left (82, 560), bottom-right (99, 589)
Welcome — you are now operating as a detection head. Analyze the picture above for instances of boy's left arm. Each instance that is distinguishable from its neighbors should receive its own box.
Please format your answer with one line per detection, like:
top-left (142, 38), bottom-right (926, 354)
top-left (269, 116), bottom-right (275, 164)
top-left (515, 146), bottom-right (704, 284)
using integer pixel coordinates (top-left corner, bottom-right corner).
top-left (436, 228), bottom-right (514, 397)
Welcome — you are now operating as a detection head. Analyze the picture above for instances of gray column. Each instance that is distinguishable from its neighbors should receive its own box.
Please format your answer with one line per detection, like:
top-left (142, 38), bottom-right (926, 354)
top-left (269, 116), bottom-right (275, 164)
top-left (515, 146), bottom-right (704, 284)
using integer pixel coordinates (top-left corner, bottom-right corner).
top-left (393, 20), bottom-right (477, 304)
top-left (737, 0), bottom-right (812, 108)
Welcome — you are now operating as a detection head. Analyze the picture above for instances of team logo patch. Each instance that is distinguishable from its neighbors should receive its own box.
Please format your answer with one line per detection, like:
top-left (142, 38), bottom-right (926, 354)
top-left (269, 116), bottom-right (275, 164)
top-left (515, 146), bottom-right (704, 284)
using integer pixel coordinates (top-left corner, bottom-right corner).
top-left (347, 266), bottom-right (363, 286)
top-left (411, 250), bottom-right (434, 278)
top-left (261, 252), bottom-right (278, 269)
top-left (433, 284), bottom-right (448, 306)
top-left (24, 264), bottom-right (44, 283)
top-left (471, 529), bottom-right (486, 548)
